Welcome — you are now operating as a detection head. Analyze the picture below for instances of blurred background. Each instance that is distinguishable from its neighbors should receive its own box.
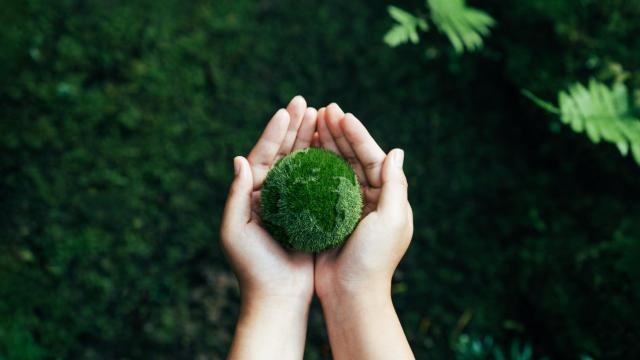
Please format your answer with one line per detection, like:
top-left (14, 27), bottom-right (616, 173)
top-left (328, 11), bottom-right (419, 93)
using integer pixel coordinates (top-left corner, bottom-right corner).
top-left (1, 0), bottom-right (640, 359)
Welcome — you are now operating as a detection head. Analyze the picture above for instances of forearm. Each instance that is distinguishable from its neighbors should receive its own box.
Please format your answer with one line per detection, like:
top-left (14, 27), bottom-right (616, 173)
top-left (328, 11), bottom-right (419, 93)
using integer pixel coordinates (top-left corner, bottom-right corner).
top-left (320, 287), bottom-right (414, 360)
top-left (228, 294), bottom-right (310, 360)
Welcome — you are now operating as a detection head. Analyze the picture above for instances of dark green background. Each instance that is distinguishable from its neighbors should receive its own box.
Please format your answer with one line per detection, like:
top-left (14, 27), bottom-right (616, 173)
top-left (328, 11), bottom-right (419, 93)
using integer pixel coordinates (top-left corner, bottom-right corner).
top-left (1, 0), bottom-right (639, 359)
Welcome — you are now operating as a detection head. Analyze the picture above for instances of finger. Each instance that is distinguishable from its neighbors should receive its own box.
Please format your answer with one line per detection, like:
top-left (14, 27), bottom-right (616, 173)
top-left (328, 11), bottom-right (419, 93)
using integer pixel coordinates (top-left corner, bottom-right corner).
top-left (221, 157), bottom-right (254, 237)
top-left (325, 104), bottom-right (368, 185)
top-left (250, 190), bottom-right (261, 221)
top-left (362, 187), bottom-right (380, 217)
top-left (377, 149), bottom-right (408, 218)
top-left (407, 204), bottom-right (414, 236)
top-left (292, 107), bottom-right (318, 150)
top-left (363, 186), bottom-right (380, 204)
top-left (311, 132), bottom-right (321, 148)
top-left (317, 107), bottom-right (340, 153)
top-left (247, 109), bottom-right (290, 189)
top-left (278, 96), bottom-right (307, 157)
top-left (341, 113), bottom-right (386, 188)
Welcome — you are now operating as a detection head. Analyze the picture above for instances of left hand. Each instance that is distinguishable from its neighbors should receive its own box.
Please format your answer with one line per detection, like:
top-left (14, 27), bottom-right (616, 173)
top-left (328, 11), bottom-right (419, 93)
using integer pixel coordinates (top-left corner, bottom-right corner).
top-left (314, 103), bottom-right (414, 301)
top-left (312, 103), bottom-right (415, 360)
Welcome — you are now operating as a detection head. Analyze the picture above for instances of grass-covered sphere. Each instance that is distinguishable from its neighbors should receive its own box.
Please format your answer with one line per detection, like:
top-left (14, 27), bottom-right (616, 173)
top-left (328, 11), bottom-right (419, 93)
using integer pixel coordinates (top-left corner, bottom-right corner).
top-left (261, 148), bottom-right (363, 252)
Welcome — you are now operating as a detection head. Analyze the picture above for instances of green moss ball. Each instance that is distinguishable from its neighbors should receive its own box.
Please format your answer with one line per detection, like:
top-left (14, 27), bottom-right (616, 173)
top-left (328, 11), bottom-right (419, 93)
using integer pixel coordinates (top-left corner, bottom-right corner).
top-left (261, 148), bottom-right (363, 252)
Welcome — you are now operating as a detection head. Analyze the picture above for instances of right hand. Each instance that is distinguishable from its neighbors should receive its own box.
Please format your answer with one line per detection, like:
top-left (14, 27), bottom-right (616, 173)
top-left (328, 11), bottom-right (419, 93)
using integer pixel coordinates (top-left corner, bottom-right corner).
top-left (220, 96), bottom-right (318, 305)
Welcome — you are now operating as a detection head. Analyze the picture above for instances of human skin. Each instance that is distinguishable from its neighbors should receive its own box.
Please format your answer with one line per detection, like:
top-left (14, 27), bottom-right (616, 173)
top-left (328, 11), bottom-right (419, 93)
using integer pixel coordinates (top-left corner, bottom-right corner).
top-left (221, 98), bottom-right (414, 360)
top-left (221, 96), bottom-right (317, 360)
top-left (315, 103), bottom-right (415, 360)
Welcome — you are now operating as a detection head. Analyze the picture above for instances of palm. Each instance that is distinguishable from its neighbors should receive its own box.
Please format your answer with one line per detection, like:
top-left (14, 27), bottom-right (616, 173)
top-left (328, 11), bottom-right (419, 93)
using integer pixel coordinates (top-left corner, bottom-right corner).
top-left (242, 220), bottom-right (314, 296)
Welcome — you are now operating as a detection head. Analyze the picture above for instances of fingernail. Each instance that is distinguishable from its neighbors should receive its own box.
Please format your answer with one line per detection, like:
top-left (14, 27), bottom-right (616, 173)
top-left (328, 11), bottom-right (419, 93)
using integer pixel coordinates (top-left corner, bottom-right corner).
top-left (393, 149), bottom-right (404, 168)
top-left (234, 157), bottom-right (241, 175)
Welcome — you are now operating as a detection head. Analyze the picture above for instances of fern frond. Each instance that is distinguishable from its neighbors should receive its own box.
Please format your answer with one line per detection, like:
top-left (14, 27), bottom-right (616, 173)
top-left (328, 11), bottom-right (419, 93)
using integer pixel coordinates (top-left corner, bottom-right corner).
top-left (522, 90), bottom-right (560, 114)
top-left (428, 0), bottom-right (495, 53)
top-left (383, 6), bottom-right (429, 47)
top-left (526, 79), bottom-right (640, 166)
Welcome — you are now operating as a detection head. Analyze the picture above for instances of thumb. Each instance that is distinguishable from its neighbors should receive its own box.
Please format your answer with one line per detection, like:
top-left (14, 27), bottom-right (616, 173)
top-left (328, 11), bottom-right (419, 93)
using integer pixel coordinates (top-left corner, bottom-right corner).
top-left (222, 156), bottom-right (254, 232)
top-left (377, 149), bottom-right (408, 217)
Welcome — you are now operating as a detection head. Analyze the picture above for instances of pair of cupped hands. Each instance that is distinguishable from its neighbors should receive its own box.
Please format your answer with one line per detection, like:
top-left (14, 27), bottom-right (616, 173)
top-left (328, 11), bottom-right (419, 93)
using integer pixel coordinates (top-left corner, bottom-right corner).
top-left (220, 96), bottom-right (414, 359)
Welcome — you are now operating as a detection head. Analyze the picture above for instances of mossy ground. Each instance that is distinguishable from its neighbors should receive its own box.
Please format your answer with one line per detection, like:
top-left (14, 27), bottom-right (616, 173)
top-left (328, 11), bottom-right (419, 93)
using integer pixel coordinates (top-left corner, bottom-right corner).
top-left (261, 148), bottom-right (363, 252)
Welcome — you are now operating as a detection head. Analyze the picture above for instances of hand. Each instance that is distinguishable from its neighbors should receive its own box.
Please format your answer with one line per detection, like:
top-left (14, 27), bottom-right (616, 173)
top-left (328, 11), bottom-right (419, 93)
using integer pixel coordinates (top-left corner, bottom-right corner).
top-left (315, 103), bottom-right (413, 300)
top-left (314, 103), bottom-right (414, 360)
top-left (221, 96), bottom-right (318, 360)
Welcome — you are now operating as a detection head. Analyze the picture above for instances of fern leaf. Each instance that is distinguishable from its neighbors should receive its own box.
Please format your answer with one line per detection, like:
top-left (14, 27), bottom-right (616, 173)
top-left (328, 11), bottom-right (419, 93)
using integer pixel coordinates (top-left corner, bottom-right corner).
top-left (383, 6), bottom-right (428, 47)
top-left (389, 5), bottom-right (417, 24)
top-left (633, 144), bottom-right (640, 164)
top-left (526, 79), bottom-right (640, 166)
top-left (384, 25), bottom-right (412, 47)
top-left (428, 0), bottom-right (495, 53)
top-left (617, 141), bottom-right (629, 156)
top-left (522, 90), bottom-right (560, 114)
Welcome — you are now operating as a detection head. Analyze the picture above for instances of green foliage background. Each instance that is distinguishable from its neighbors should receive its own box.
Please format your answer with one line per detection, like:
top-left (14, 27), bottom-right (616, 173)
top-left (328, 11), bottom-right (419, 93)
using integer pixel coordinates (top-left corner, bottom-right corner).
top-left (1, 0), bottom-right (640, 358)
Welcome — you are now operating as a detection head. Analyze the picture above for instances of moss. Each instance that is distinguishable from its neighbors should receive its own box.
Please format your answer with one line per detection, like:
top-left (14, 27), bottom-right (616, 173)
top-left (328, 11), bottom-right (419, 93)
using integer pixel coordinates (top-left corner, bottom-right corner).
top-left (261, 148), bottom-right (363, 252)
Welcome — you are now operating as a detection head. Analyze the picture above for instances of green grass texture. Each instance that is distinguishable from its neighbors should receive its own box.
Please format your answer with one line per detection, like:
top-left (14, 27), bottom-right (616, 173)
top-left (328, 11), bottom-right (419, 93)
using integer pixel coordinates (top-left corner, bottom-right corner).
top-left (261, 148), bottom-right (363, 252)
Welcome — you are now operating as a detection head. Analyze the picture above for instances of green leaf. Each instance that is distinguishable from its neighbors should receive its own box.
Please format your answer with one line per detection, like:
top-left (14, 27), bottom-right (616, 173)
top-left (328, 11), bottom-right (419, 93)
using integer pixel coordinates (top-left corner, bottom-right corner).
top-left (384, 25), bottom-right (411, 47)
top-left (525, 79), bottom-right (640, 166)
top-left (389, 5), bottom-right (417, 24)
top-left (522, 90), bottom-right (560, 114)
top-left (633, 144), bottom-right (640, 164)
top-left (428, 0), bottom-right (495, 53)
top-left (617, 141), bottom-right (629, 155)
top-left (383, 6), bottom-right (428, 47)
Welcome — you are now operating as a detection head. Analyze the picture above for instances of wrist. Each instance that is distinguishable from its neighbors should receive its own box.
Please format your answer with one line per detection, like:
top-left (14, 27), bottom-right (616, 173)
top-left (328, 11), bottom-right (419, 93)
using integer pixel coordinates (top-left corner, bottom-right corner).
top-left (240, 277), bottom-right (314, 308)
top-left (231, 287), bottom-right (311, 360)
top-left (316, 268), bottom-right (392, 302)
top-left (318, 284), bottom-right (412, 360)
top-left (318, 281), bottom-right (393, 312)
top-left (235, 291), bottom-right (311, 345)
top-left (241, 290), bottom-right (312, 315)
